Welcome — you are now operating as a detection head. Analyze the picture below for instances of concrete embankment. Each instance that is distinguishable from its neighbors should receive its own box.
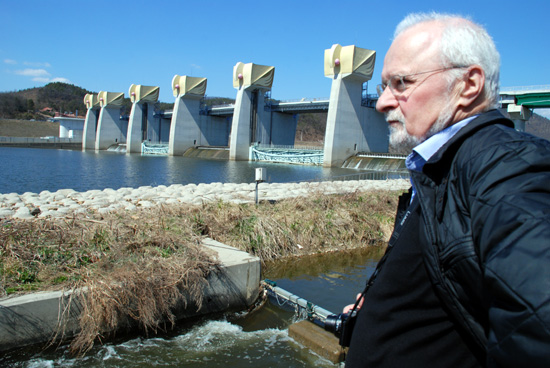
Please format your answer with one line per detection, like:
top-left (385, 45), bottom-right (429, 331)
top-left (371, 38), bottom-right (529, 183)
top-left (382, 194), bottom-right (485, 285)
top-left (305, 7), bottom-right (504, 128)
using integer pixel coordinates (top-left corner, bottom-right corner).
top-left (289, 320), bottom-right (347, 364)
top-left (0, 141), bottom-right (81, 150)
top-left (0, 238), bottom-right (260, 353)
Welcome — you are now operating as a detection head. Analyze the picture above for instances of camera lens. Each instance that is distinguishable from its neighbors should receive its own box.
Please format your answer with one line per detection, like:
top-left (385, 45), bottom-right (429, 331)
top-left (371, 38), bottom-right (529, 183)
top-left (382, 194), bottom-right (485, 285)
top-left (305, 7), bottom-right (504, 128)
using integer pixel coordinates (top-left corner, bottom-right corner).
top-left (324, 314), bottom-right (344, 337)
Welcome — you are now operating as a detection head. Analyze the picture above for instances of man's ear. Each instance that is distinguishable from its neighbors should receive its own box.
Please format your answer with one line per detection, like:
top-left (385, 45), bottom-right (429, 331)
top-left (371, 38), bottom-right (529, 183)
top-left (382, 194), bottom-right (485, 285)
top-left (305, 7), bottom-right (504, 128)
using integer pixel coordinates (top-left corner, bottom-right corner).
top-left (457, 65), bottom-right (485, 109)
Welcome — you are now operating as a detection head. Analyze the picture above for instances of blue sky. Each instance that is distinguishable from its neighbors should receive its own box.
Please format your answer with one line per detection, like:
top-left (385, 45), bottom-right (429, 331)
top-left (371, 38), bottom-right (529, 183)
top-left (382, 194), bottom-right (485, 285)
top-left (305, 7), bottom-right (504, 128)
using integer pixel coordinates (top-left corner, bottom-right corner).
top-left (1, 0), bottom-right (549, 116)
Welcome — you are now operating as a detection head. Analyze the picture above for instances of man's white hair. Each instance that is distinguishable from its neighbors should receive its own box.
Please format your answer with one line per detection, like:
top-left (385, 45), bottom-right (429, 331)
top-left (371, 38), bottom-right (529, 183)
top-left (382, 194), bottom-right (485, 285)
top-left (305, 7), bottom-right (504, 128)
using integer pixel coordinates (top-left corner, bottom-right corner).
top-left (395, 12), bottom-right (501, 110)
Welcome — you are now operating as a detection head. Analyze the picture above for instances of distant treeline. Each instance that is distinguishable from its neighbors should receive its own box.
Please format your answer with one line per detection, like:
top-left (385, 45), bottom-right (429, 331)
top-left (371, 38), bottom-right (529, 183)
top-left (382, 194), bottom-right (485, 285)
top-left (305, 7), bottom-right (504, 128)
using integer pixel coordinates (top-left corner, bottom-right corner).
top-left (0, 82), bottom-right (239, 121)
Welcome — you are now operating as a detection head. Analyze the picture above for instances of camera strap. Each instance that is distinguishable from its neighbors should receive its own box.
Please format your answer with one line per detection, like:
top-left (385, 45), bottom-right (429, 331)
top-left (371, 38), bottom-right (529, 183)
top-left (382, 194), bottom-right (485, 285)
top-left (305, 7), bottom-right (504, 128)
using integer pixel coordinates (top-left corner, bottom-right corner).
top-left (340, 192), bottom-right (419, 348)
top-left (353, 193), bottom-right (419, 310)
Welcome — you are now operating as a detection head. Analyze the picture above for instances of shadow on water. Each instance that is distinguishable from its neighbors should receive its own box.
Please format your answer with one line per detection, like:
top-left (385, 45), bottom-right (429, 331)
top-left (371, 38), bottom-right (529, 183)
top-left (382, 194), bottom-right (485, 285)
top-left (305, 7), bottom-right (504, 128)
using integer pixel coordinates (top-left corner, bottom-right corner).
top-left (1, 246), bottom-right (385, 367)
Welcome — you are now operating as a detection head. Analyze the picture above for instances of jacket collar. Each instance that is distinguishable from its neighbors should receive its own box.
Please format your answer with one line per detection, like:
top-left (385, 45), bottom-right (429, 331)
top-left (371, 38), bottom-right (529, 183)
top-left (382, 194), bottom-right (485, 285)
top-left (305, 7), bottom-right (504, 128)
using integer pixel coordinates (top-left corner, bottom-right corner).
top-left (423, 109), bottom-right (513, 174)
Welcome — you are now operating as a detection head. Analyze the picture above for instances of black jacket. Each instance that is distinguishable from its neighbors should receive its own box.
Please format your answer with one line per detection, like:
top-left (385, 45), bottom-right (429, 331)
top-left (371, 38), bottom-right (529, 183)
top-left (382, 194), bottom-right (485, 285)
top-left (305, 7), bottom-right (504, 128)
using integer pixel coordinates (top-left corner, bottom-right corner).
top-left (411, 110), bottom-right (550, 367)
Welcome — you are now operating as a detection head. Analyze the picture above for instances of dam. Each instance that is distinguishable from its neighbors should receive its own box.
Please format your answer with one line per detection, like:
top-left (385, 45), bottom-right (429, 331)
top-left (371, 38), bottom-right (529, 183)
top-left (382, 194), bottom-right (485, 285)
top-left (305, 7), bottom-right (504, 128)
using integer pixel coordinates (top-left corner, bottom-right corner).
top-left (57, 40), bottom-right (548, 170)
top-left (81, 43), bottom-right (387, 168)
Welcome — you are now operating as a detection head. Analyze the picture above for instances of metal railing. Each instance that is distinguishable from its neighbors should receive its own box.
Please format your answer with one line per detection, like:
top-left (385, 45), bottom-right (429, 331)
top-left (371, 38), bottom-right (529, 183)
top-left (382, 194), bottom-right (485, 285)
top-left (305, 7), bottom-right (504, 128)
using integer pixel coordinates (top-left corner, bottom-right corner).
top-left (256, 144), bottom-right (323, 151)
top-left (250, 146), bottom-right (324, 165)
top-left (251, 144), bottom-right (324, 165)
top-left (141, 142), bottom-right (169, 155)
top-left (299, 170), bottom-right (409, 184)
top-left (356, 152), bottom-right (407, 159)
top-left (500, 85), bottom-right (550, 93)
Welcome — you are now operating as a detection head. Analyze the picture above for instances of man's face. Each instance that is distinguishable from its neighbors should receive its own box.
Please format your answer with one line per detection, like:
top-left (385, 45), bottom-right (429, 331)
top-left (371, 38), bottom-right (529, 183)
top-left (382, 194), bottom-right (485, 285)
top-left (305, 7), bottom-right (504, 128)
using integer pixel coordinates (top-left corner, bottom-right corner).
top-left (376, 22), bottom-right (458, 152)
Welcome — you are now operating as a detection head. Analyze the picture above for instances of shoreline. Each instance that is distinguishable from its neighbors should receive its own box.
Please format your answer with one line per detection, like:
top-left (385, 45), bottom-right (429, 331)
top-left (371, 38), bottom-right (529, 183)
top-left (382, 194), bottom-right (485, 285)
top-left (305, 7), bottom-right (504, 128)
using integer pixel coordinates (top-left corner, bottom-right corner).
top-left (0, 179), bottom-right (411, 220)
top-left (0, 180), bottom-right (409, 354)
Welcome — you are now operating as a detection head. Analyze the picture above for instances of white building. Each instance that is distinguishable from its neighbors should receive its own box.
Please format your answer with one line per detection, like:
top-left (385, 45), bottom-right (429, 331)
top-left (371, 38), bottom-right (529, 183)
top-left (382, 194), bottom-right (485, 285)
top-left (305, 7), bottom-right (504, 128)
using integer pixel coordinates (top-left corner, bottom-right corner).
top-left (51, 116), bottom-right (85, 140)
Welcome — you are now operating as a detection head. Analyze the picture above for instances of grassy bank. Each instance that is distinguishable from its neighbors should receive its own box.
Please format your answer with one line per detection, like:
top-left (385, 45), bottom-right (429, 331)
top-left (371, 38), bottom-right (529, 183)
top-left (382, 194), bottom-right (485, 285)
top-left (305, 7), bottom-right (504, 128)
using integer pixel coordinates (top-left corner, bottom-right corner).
top-left (0, 189), bottom-right (402, 354)
top-left (0, 119), bottom-right (59, 137)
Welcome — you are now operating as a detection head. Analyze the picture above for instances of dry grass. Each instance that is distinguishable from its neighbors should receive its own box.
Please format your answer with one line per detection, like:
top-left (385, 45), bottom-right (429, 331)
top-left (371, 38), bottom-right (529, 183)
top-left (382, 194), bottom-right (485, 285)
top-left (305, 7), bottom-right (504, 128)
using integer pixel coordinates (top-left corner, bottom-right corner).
top-left (1, 206), bottom-right (220, 355)
top-left (66, 251), bottom-right (216, 355)
top-left (0, 189), bottom-right (402, 354)
top-left (195, 190), bottom-right (400, 260)
top-left (0, 119), bottom-right (59, 137)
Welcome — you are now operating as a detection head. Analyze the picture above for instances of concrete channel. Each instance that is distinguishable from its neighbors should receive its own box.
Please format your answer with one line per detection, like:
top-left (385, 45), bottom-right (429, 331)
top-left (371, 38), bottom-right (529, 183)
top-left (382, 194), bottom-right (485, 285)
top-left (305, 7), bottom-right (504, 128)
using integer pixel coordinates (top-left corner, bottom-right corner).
top-left (0, 238), bottom-right (261, 353)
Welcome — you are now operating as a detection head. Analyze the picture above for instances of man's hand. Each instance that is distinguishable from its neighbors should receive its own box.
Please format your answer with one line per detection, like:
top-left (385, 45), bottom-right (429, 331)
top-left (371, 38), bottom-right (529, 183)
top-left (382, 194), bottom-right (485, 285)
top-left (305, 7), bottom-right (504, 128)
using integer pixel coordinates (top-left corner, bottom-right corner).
top-left (343, 293), bottom-right (364, 314)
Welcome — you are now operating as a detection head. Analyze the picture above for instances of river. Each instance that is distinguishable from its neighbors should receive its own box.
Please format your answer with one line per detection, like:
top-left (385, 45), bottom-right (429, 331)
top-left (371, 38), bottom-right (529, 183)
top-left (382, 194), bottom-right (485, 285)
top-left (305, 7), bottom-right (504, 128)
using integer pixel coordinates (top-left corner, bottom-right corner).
top-left (0, 146), bottom-right (387, 367)
top-left (0, 147), bottom-right (357, 195)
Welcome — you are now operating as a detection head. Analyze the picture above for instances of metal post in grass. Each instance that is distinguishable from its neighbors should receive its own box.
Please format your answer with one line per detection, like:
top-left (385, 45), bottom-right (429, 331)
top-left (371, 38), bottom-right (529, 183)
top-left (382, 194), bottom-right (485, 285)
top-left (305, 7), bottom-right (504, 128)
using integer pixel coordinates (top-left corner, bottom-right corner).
top-left (255, 168), bottom-right (266, 204)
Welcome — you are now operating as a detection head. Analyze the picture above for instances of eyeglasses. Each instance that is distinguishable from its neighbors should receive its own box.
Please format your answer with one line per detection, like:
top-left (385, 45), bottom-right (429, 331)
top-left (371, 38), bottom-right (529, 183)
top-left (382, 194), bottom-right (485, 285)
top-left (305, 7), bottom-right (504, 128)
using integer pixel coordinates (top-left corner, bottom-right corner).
top-left (376, 66), bottom-right (468, 97)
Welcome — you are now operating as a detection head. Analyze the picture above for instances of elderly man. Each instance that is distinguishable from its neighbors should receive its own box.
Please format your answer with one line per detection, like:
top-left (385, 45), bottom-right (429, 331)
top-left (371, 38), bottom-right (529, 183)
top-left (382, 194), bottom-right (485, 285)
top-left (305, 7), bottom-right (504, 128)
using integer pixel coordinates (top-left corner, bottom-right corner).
top-left (343, 12), bottom-right (550, 367)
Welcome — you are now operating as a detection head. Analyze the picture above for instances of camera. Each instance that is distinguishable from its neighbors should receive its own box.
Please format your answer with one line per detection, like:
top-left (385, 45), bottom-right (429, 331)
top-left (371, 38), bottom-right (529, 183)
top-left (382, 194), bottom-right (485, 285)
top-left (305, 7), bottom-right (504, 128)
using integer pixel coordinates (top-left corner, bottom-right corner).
top-left (324, 311), bottom-right (358, 347)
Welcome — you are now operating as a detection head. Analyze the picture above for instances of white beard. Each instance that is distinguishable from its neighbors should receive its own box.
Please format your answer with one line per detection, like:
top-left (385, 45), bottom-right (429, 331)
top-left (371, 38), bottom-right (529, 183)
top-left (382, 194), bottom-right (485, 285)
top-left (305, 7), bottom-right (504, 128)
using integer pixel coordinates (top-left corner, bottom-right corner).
top-left (387, 110), bottom-right (421, 154)
top-left (387, 102), bottom-right (455, 155)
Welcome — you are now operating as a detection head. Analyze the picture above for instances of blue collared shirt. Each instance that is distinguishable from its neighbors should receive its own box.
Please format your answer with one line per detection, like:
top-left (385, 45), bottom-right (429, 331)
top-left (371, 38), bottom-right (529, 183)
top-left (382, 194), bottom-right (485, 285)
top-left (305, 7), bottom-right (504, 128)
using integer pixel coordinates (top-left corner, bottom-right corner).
top-left (406, 115), bottom-right (478, 199)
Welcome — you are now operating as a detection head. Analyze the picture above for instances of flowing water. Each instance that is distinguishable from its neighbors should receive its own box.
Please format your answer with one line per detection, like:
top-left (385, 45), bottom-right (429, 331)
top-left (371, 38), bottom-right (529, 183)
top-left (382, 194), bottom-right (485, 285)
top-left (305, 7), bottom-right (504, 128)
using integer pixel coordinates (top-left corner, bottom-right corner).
top-left (2, 247), bottom-right (385, 367)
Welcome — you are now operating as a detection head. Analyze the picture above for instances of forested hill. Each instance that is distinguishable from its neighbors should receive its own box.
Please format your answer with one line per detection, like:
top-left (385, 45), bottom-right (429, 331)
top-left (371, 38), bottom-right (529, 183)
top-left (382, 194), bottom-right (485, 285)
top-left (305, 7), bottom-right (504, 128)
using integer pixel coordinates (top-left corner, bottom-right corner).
top-left (0, 82), bottom-right (91, 120)
top-left (525, 113), bottom-right (550, 141)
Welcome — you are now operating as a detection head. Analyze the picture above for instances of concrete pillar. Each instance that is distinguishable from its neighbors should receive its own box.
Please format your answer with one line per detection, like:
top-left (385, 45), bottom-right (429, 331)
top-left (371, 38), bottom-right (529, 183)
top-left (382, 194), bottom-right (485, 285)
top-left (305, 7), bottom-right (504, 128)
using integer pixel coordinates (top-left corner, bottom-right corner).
top-left (230, 88), bottom-right (254, 160)
top-left (82, 93), bottom-right (99, 151)
top-left (507, 103), bottom-right (531, 132)
top-left (126, 103), bottom-right (145, 153)
top-left (323, 44), bottom-right (388, 167)
top-left (95, 91), bottom-right (126, 151)
top-left (168, 75), bottom-right (207, 155)
top-left (229, 62), bottom-right (275, 161)
top-left (126, 84), bottom-right (160, 153)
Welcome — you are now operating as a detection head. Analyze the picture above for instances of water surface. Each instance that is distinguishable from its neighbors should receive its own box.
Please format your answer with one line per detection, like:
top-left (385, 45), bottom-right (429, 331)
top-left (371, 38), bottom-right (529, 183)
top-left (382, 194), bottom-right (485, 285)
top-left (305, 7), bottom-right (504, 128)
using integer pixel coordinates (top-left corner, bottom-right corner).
top-left (0, 147), bottom-right (355, 194)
